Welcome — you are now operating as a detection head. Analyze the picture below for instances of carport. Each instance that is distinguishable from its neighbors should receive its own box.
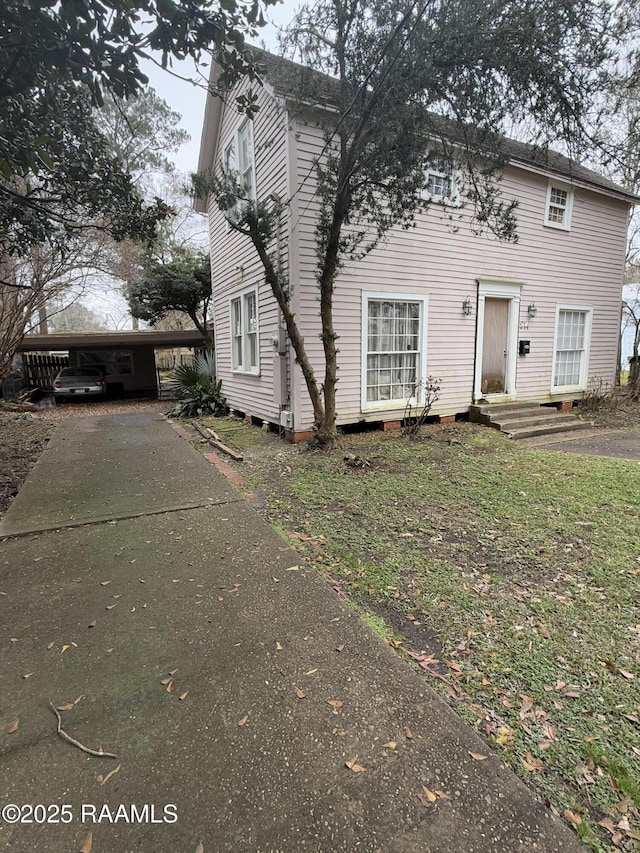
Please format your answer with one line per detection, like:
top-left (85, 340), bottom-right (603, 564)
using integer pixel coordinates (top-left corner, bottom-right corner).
top-left (16, 329), bottom-right (206, 397)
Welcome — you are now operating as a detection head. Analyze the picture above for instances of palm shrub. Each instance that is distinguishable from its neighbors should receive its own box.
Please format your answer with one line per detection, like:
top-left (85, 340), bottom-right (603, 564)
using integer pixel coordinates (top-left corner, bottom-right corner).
top-left (166, 351), bottom-right (228, 418)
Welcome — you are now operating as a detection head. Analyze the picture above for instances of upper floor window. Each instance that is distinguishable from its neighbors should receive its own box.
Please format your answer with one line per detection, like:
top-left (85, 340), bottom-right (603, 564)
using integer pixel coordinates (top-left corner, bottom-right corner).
top-left (223, 121), bottom-right (255, 200)
top-left (421, 155), bottom-right (460, 205)
top-left (544, 181), bottom-right (573, 230)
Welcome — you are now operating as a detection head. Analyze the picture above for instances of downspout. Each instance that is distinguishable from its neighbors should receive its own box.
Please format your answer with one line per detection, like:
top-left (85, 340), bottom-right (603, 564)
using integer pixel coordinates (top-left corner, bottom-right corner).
top-left (471, 279), bottom-right (480, 403)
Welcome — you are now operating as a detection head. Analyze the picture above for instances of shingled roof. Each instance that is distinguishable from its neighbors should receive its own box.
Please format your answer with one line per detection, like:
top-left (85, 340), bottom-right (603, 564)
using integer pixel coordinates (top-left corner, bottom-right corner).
top-left (248, 47), bottom-right (638, 205)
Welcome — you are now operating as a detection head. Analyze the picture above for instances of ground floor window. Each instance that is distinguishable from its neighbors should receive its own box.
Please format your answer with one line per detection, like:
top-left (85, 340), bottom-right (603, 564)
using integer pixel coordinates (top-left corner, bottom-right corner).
top-left (230, 287), bottom-right (259, 374)
top-left (552, 307), bottom-right (591, 389)
top-left (362, 294), bottom-right (427, 407)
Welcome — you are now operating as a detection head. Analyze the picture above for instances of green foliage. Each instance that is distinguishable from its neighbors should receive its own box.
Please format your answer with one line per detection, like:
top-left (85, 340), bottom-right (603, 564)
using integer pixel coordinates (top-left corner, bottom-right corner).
top-left (128, 247), bottom-right (213, 344)
top-left (0, 0), bottom-right (275, 254)
top-left (0, 78), bottom-right (172, 256)
top-left (166, 352), bottom-right (228, 418)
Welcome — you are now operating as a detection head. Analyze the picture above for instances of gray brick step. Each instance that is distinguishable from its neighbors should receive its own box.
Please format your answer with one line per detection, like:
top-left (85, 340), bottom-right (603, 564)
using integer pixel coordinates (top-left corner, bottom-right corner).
top-left (492, 411), bottom-right (579, 431)
top-left (469, 401), bottom-right (591, 440)
top-left (506, 420), bottom-right (594, 440)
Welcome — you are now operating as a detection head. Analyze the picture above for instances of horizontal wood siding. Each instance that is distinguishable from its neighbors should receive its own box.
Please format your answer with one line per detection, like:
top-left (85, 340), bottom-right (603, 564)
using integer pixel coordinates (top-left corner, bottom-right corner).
top-left (208, 78), bottom-right (290, 424)
top-left (290, 119), bottom-right (629, 428)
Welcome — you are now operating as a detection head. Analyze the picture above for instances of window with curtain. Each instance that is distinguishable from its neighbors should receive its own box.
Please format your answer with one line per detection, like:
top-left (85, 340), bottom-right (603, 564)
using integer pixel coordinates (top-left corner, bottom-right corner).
top-left (365, 299), bottom-right (423, 403)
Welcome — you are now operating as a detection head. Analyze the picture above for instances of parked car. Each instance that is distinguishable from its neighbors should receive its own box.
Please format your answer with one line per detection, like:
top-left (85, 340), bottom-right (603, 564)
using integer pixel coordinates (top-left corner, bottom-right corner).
top-left (53, 367), bottom-right (106, 401)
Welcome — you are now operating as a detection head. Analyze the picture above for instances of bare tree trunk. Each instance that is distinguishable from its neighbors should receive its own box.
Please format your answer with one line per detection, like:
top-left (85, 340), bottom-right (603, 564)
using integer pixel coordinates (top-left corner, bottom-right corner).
top-left (244, 214), bottom-right (326, 429)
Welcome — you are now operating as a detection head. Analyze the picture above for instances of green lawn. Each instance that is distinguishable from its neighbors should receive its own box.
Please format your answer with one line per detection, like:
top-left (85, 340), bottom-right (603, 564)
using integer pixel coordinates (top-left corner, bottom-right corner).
top-left (210, 419), bottom-right (640, 851)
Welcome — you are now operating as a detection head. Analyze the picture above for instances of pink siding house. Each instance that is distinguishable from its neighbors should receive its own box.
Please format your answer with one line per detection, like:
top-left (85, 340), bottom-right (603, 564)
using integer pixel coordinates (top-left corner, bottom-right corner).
top-left (196, 51), bottom-right (636, 442)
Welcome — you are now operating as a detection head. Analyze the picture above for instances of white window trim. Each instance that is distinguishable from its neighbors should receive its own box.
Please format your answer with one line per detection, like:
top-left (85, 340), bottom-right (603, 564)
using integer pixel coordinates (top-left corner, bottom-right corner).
top-left (222, 120), bottom-right (255, 198)
top-left (237, 120), bottom-right (256, 201)
top-left (544, 180), bottom-right (573, 231)
top-left (550, 304), bottom-right (592, 393)
top-left (229, 285), bottom-right (260, 376)
top-left (361, 291), bottom-right (428, 413)
top-left (420, 156), bottom-right (461, 206)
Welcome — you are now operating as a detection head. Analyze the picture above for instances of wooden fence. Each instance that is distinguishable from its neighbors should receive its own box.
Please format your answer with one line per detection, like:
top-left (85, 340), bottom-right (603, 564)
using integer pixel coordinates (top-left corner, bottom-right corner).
top-left (23, 353), bottom-right (69, 389)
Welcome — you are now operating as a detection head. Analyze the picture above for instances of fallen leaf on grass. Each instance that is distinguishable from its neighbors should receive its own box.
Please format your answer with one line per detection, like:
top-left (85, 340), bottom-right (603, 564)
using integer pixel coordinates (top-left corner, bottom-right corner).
top-left (619, 669), bottom-right (635, 680)
top-left (296, 689), bottom-right (306, 700)
top-left (383, 741), bottom-right (397, 751)
top-left (80, 831), bottom-right (93, 853)
top-left (469, 751), bottom-right (488, 761)
top-left (520, 754), bottom-right (543, 772)
top-left (5, 719), bottom-right (19, 734)
top-left (345, 757), bottom-right (365, 772)
top-left (238, 715), bottom-right (248, 726)
top-left (564, 809), bottom-right (582, 826)
top-left (97, 764), bottom-right (121, 786)
top-left (328, 700), bottom-right (343, 709)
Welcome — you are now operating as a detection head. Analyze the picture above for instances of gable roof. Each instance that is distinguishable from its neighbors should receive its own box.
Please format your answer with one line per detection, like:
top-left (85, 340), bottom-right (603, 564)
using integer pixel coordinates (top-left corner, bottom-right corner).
top-left (196, 47), bottom-right (638, 208)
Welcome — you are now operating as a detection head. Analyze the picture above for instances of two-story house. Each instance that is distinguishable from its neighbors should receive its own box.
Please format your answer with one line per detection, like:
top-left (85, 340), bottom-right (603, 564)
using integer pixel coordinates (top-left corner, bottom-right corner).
top-left (196, 49), bottom-right (636, 442)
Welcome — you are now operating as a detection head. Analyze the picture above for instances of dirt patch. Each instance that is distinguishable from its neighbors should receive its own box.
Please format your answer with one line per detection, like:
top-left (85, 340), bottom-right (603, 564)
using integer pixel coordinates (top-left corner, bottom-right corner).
top-left (0, 412), bottom-right (56, 517)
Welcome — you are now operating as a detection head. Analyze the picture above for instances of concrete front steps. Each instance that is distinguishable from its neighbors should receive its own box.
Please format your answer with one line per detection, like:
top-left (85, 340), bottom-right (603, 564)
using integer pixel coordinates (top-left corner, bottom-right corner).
top-left (469, 402), bottom-right (593, 440)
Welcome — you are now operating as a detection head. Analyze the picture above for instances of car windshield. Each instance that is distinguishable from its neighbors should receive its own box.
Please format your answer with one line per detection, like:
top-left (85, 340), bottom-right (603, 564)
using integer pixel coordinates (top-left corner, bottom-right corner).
top-left (60, 368), bottom-right (102, 377)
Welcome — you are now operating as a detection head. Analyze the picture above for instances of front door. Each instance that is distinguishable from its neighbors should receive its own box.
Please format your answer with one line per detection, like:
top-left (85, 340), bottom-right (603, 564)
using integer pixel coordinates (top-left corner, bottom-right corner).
top-left (481, 297), bottom-right (509, 394)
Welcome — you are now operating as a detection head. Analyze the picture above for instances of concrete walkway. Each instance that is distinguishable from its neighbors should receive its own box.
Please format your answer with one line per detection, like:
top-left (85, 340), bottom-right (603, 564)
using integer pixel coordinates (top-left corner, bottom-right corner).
top-left (0, 412), bottom-right (582, 852)
top-left (519, 426), bottom-right (640, 460)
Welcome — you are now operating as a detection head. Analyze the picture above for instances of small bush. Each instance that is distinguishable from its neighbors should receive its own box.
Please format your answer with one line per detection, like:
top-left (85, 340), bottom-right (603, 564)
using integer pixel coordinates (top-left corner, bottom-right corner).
top-left (402, 376), bottom-right (441, 437)
top-left (166, 352), bottom-right (228, 418)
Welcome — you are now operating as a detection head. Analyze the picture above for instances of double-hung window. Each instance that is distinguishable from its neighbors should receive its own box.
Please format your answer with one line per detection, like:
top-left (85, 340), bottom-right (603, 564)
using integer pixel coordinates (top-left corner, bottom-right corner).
top-left (552, 307), bottom-right (591, 390)
top-left (230, 288), bottom-right (259, 374)
top-left (223, 121), bottom-right (255, 199)
top-left (421, 155), bottom-right (460, 205)
top-left (544, 181), bottom-right (573, 230)
top-left (362, 293), bottom-right (428, 408)
top-left (238, 121), bottom-right (255, 199)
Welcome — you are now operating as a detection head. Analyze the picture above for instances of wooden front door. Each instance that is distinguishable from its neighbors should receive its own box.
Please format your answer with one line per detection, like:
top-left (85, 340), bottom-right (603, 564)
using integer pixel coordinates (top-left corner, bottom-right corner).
top-left (481, 297), bottom-right (510, 394)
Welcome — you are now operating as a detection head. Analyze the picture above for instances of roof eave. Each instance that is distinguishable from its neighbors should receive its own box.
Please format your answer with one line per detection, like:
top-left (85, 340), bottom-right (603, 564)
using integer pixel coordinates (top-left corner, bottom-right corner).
top-left (508, 157), bottom-right (640, 206)
top-left (194, 59), bottom-right (224, 214)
